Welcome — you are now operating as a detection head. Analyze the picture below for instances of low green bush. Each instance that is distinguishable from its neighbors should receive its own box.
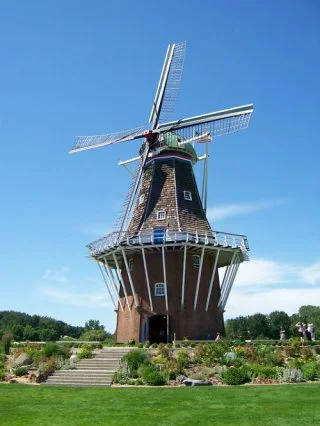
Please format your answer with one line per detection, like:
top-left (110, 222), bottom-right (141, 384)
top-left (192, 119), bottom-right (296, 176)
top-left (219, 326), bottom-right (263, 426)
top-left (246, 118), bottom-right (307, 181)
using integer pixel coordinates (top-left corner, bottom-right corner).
top-left (162, 359), bottom-right (183, 380)
top-left (77, 344), bottom-right (93, 359)
top-left (176, 350), bottom-right (190, 369)
top-left (141, 365), bottom-right (167, 386)
top-left (246, 364), bottom-right (279, 379)
top-left (41, 343), bottom-right (61, 358)
top-left (301, 362), bottom-right (320, 381)
top-left (112, 370), bottom-right (129, 384)
top-left (0, 371), bottom-right (5, 381)
top-left (221, 367), bottom-right (251, 385)
top-left (123, 349), bottom-right (150, 376)
top-left (194, 342), bottom-right (229, 366)
top-left (14, 366), bottom-right (29, 376)
top-left (77, 349), bottom-right (92, 359)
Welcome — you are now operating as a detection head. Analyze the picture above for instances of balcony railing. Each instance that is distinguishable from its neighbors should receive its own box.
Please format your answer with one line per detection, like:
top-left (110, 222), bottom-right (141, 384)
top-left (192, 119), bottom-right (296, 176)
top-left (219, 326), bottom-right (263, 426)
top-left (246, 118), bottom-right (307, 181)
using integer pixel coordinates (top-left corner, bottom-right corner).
top-left (87, 229), bottom-right (249, 257)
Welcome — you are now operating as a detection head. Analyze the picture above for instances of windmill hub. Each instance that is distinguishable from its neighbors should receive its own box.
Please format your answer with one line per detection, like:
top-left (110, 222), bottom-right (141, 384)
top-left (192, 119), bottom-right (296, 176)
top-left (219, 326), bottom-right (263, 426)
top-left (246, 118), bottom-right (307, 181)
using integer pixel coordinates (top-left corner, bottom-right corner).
top-left (70, 42), bottom-right (254, 343)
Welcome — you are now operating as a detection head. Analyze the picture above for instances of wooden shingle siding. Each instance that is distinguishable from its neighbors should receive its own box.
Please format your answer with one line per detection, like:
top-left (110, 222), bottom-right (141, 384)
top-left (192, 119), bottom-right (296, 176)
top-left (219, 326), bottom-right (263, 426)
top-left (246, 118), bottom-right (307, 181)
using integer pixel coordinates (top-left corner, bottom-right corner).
top-left (175, 160), bottom-right (212, 234)
top-left (127, 149), bottom-right (212, 234)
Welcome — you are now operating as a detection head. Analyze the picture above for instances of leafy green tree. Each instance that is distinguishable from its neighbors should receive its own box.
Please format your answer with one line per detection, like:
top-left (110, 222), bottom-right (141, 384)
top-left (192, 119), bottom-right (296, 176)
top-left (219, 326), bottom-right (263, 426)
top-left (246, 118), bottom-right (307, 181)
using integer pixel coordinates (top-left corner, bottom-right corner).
top-left (268, 311), bottom-right (291, 339)
top-left (80, 329), bottom-right (108, 342)
top-left (23, 325), bottom-right (40, 341)
top-left (11, 324), bottom-right (24, 341)
top-left (225, 316), bottom-right (249, 339)
top-left (84, 319), bottom-right (104, 331)
top-left (39, 328), bottom-right (59, 342)
top-left (246, 314), bottom-right (270, 339)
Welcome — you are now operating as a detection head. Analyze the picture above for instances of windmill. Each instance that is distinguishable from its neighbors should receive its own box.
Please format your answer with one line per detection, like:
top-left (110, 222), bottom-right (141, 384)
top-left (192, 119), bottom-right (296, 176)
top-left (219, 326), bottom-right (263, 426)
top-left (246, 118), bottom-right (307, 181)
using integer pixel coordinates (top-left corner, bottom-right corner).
top-left (70, 42), bottom-right (253, 343)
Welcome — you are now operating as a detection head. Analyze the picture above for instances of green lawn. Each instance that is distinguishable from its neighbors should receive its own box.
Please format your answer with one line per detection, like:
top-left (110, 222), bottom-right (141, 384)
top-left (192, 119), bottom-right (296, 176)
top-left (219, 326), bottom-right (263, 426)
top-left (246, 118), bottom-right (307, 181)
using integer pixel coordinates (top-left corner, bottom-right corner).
top-left (0, 383), bottom-right (320, 425)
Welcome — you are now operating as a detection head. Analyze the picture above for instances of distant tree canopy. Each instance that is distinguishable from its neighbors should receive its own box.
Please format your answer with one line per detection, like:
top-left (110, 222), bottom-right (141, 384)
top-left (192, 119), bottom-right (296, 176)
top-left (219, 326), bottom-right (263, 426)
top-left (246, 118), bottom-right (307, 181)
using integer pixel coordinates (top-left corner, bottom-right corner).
top-left (225, 306), bottom-right (320, 340)
top-left (0, 311), bottom-right (113, 342)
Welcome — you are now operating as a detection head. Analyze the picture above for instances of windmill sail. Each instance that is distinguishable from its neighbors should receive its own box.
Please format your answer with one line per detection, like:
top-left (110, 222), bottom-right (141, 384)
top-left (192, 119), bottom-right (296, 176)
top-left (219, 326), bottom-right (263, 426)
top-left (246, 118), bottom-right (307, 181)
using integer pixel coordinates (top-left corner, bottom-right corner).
top-left (69, 126), bottom-right (146, 154)
top-left (157, 104), bottom-right (253, 143)
top-left (114, 143), bottom-right (150, 239)
top-left (149, 41), bottom-right (186, 129)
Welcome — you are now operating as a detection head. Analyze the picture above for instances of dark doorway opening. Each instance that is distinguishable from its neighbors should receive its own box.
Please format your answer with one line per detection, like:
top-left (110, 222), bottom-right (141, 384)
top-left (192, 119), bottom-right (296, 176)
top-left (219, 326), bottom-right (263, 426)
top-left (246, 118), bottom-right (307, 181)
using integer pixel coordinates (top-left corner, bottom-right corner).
top-left (149, 315), bottom-right (168, 343)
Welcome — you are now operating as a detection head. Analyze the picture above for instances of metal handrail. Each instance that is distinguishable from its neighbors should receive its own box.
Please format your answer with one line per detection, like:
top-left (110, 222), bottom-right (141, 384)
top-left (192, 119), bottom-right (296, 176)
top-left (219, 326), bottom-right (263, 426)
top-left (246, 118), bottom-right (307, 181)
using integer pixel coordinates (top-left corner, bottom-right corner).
top-left (87, 228), bottom-right (249, 257)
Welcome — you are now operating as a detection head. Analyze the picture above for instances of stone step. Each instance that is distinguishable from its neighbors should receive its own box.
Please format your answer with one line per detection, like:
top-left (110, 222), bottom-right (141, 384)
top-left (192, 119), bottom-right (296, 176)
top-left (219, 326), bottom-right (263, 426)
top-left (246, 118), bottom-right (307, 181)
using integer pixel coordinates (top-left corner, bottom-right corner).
top-left (94, 354), bottom-right (128, 358)
top-left (82, 357), bottom-right (123, 361)
top-left (75, 362), bottom-right (120, 367)
top-left (46, 382), bottom-right (111, 386)
top-left (46, 377), bottom-right (113, 383)
top-left (76, 360), bottom-right (121, 365)
top-left (43, 347), bottom-right (133, 387)
top-left (53, 370), bottom-right (114, 376)
top-left (46, 376), bottom-right (112, 383)
top-left (45, 383), bottom-right (111, 387)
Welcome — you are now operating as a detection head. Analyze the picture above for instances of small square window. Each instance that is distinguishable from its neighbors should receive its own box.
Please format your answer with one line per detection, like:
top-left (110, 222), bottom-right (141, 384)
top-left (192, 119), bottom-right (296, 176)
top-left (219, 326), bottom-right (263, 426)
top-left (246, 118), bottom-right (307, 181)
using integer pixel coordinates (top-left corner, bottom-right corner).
top-left (154, 282), bottom-right (165, 296)
top-left (192, 255), bottom-right (200, 268)
top-left (138, 194), bottom-right (145, 205)
top-left (157, 210), bottom-right (166, 220)
top-left (184, 191), bottom-right (192, 201)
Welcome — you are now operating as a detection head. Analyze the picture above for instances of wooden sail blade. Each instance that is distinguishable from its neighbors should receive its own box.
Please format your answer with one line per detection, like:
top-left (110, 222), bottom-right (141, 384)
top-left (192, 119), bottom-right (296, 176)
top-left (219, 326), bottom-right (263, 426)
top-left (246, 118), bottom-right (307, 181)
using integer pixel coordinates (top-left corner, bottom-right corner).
top-left (69, 126), bottom-right (147, 154)
top-left (149, 41), bottom-right (186, 129)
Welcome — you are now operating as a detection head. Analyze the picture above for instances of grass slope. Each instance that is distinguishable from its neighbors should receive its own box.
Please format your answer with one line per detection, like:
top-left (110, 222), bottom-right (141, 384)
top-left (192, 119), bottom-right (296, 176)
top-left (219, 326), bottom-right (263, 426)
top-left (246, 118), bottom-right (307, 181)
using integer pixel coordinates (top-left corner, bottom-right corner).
top-left (0, 384), bottom-right (320, 425)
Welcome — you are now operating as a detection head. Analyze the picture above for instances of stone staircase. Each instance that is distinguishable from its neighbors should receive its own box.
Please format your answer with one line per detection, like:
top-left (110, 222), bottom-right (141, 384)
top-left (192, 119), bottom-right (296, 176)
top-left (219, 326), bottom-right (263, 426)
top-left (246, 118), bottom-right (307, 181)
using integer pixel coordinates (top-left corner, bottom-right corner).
top-left (44, 347), bottom-right (132, 387)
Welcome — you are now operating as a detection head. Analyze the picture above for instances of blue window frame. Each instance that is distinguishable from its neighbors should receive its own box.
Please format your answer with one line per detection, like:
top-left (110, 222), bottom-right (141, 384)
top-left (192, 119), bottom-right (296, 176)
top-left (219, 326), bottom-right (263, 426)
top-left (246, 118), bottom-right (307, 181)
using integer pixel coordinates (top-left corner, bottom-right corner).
top-left (153, 227), bottom-right (165, 244)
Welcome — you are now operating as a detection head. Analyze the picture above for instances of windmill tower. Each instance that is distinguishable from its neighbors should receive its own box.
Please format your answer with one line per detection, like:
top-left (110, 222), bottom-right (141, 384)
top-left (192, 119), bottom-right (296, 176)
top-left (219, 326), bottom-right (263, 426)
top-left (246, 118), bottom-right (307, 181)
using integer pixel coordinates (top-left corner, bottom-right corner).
top-left (70, 42), bottom-right (253, 343)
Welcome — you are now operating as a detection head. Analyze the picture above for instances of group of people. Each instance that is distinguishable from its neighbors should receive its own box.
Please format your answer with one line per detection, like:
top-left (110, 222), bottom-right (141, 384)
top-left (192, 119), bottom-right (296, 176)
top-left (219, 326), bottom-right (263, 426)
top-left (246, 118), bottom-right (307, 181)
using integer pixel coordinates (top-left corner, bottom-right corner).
top-left (295, 322), bottom-right (316, 342)
top-left (279, 323), bottom-right (316, 341)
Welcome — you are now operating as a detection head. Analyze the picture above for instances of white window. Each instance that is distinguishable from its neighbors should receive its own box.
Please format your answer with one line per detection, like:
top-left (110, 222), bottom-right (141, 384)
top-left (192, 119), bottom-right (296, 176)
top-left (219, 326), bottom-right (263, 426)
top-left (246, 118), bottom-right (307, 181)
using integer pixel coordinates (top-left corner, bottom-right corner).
top-left (192, 255), bottom-right (200, 268)
top-left (184, 191), bottom-right (192, 201)
top-left (129, 258), bottom-right (134, 272)
top-left (154, 282), bottom-right (165, 296)
top-left (156, 210), bottom-right (166, 220)
top-left (139, 194), bottom-right (145, 205)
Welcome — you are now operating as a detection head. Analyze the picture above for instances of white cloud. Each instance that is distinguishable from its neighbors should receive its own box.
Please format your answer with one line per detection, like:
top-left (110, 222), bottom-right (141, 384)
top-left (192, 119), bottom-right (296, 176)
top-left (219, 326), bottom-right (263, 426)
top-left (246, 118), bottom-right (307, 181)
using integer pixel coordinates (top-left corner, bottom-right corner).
top-left (43, 267), bottom-right (69, 283)
top-left (40, 287), bottom-right (113, 309)
top-left (222, 257), bottom-right (320, 318)
top-left (207, 200), bottom-right (283, 221)
top-left (301, 261), bottom-right (320, 285)
top-left (229, 258), bottom-right (320, 289)
top-left (225, 287), bottom-right (320, 319)
top-left (232, 259), bottom-right (298, 287)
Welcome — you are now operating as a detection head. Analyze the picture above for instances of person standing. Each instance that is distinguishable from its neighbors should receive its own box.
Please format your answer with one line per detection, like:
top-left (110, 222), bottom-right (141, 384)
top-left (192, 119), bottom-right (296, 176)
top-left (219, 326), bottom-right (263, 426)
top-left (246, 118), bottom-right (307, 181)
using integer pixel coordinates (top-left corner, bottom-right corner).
top-left (296, 322), bottom-right (304, 342)
top-left (308, 323), bottom-right (316, 341)
top-left (280, 327), bottom-right (286, 341)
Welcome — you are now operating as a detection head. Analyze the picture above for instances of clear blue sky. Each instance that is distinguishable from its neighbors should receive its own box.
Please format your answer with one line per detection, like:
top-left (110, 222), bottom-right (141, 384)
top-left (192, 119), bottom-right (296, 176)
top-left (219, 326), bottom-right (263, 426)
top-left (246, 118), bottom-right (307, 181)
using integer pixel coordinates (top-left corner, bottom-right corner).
top-left (1, 0), bottom-right (319, 332)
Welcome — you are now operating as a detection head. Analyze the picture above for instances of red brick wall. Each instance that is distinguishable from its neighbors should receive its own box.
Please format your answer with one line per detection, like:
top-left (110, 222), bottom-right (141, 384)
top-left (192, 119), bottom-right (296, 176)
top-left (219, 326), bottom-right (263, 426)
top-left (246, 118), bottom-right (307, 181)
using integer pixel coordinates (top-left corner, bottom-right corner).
top-left (115, 248), bottom-right (224, 342)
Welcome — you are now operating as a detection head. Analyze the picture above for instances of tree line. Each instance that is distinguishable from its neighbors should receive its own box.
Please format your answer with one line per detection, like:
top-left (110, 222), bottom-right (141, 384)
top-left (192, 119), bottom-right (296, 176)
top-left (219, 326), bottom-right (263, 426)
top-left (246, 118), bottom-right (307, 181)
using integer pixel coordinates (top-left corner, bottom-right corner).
top-left (0, 311), bottom-right (114, 342)
top-left (225, 305), bottom-right (320, 340)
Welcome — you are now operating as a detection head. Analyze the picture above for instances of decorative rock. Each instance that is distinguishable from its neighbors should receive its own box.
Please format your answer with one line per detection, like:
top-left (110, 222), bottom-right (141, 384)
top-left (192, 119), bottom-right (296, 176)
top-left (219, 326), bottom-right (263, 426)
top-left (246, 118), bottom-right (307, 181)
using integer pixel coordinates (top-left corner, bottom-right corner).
top-left (70, 354), bottom-right (78, 363)
top-left (183, 379), bottom-right (212, 386)
top-left (224, 352), bottom-right (237, 361)
top-left (12, 353), bottom-right (32, 368)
